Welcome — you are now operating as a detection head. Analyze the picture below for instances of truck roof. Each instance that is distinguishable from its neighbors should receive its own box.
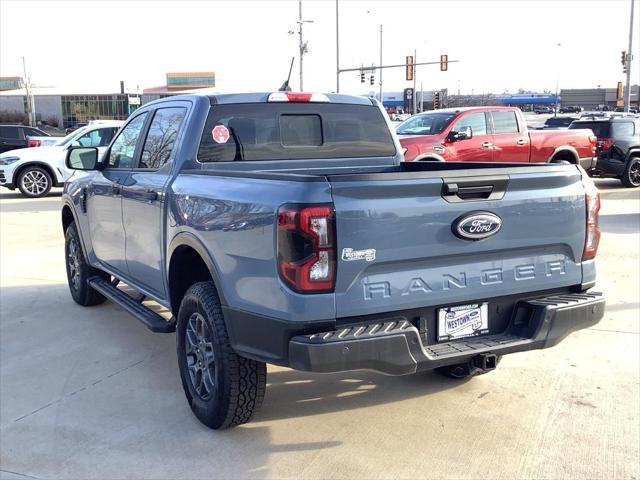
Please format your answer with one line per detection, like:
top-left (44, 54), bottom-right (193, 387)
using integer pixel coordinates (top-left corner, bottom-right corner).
top-left (145, 91), bottom-right (376, 107)
top-left (416, 106), bottom-right (520, 115)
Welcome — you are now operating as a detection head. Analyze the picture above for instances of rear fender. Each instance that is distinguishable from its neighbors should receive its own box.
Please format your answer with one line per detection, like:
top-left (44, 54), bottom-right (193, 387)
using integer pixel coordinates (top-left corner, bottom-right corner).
top-left (547, 146), bottom-right (579, 164)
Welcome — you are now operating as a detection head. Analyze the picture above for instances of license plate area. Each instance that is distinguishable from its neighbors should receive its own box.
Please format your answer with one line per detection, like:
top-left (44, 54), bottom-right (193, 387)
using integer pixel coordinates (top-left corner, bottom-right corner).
top-left (438, 303), bottom-right (489, 342)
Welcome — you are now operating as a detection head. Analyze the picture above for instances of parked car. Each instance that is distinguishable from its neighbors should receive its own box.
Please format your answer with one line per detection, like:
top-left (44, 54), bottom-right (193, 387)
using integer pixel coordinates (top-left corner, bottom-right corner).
top-left (0, 121), bottom-right (123, 197)
top-left (61, 91), bottom-right (604, 429)
top-left (397, 107), bottom-right (597, 168)
top-left (0, 125), bottom-right (49, 154)
top-left (542, 116), bottom-right (579, 130)
top-left (570, 117), bottom-right (640, 187)
top-left (533, 106), bottom-right (553, 114)
top-left (560, 105), bottom-right (583, 114)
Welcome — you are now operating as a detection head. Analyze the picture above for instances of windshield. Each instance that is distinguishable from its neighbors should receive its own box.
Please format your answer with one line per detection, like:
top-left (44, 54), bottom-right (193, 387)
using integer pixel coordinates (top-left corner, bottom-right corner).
top-left (395, 113), bottom-right (456, 135)
top-left (569, 122), bottom-right (611, 137)
top-left (55, 127), bottom-right (91, 146)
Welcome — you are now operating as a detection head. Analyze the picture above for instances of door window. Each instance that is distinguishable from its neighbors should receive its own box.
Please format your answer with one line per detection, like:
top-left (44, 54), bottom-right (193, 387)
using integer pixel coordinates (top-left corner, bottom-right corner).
top-left (491, 111), bottom-right (519, 134)
top-left (451, 112), bottom-right (487, 136)
top-left (107, 114), bottom-right (147, 168)
top-left (139, 107), bottom-right (186, 169)
top-left (76, 127), bottom-right (118, 147)
top-left (612, 122), bottom-right (635, 137)
top-left (0, 126), bottom-right (21, 139)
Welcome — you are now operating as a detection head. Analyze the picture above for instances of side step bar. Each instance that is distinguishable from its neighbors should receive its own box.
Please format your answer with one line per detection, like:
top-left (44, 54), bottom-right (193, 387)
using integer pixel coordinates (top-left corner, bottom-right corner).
top-left (88, 276), bottom-right (176, 333)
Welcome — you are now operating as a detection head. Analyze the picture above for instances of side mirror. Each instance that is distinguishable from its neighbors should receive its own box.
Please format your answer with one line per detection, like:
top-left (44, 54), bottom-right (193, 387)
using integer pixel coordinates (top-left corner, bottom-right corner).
top-left (448, 126), bottom-right (473, 142)
top-left (66, 146), bottom-right (99, 170)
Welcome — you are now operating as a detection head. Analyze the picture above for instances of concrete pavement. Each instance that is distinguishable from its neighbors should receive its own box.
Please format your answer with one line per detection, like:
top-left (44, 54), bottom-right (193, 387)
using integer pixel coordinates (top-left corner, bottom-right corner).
top-left (0, 182), bottom-right (638, 480)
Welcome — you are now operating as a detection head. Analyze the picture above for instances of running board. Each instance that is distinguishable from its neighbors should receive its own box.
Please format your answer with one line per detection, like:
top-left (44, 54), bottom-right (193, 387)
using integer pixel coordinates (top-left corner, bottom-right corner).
top-left (88, 277), bottom-right (176, 333)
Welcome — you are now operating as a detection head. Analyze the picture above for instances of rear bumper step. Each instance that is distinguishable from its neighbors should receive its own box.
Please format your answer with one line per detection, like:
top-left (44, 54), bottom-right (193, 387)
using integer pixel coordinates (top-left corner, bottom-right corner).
top-left (289, 291), bottom-right (605, 375)
top-left (88, 276), bottom-right (176, 333)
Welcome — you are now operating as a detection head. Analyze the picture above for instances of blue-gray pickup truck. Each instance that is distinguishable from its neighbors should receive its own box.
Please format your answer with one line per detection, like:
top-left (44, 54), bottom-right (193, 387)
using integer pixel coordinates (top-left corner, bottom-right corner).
top-left (61, 92), bottom-right (605, 429)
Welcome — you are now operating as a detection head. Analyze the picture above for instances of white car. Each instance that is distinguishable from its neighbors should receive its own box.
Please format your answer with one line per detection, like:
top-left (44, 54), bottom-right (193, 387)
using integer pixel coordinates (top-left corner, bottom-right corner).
top-left (0, 120), bottom-right (124, 197)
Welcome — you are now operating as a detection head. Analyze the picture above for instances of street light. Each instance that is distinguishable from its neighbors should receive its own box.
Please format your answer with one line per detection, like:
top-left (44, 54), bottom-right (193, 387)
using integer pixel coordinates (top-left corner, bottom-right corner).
top-left (554, 42), bottom-right (562, 117)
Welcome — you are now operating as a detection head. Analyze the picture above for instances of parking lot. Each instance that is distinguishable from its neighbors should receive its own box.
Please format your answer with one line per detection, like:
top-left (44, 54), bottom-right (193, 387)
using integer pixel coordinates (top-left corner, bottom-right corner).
top-left (0, 181), bottom-right (638, 480)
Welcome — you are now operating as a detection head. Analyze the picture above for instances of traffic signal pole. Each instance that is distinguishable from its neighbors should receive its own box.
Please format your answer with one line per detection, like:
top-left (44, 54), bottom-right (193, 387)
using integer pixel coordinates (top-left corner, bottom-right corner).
top-left (624, 0), bottom-right (635, 112)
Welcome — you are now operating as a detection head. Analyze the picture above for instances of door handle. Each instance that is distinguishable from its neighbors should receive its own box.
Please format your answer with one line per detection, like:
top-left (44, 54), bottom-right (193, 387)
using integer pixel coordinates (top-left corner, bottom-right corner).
top-left (111, 184), bottom-right (121, 195)
top-left (481, 142), bottom-right (493, 148)
top-left (516, 139), bottom-right (527, 145)
top-left (121, 186), bottom-right (158, 202)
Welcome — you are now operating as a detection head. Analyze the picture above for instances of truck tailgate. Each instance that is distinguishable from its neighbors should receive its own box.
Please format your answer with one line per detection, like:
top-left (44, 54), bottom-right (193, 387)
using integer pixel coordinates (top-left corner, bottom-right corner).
top-left (329, 166), bottom-right (586, 318)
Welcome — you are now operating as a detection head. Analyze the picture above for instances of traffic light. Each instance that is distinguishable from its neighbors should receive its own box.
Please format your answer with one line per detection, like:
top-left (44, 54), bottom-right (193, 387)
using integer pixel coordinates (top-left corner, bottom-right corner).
top-left (440, 54), bottom-right (448, 72)
top-left (370, 75), bottom-right (375, 86)
top-left (621, 50), bottom-right (627, 65)
top-left (360, 71), bottom-right (365, 83)
top-left (433, 91), bottom-right (440, 109)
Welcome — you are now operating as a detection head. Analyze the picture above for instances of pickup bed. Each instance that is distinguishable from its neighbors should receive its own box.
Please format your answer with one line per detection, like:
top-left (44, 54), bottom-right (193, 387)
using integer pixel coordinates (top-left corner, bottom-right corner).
top-left (398, 106), bottom-right (597, 168)
top-left (61, 92), bottom-right (605, 429)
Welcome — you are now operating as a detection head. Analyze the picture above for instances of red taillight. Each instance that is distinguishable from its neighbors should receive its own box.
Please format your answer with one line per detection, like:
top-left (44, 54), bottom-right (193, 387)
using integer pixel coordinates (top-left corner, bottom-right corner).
top-left (582, 177), bottom-right (601, 261)
top-left (28, 139), bottom-right (41, 147)
top-left (596, 138), bottom-right (614, 152)
top-left (267, 92), bottom-right (330, 103)
top-left (277, 204), bottom-right (336, 293)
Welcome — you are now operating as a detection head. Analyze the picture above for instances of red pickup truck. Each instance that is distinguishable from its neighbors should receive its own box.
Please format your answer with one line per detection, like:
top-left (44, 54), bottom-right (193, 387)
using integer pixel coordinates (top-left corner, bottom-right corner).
top-left (398, 106), bottom-right (597, 169)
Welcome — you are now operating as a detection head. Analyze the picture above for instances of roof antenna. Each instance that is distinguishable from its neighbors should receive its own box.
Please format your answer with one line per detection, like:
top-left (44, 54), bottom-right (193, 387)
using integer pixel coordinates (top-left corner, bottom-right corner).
top-left (279, 57), bottom-right (295, 92)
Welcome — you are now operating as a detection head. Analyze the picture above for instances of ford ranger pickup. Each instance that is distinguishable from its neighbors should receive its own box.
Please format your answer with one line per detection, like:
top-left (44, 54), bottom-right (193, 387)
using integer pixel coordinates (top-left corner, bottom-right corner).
top-left (398, 106), bottom-right (597, 168)
top-left (61, 92), bottom-right (605, 429)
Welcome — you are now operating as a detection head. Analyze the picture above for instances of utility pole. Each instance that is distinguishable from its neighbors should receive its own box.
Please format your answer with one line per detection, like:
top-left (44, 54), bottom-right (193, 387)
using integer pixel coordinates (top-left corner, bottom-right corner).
top-left (412, 49), bottom-right (417, 114)
top-left (298, 0), bottom-right (304, 91)
top-left (21, 57), bottom-right (35, 126)
top-left (378, 24), bottom-right (383, 102)
top-left (624, 0), bottom-right (635, 112)
top-left (335, 0), bottom-right (340, 92)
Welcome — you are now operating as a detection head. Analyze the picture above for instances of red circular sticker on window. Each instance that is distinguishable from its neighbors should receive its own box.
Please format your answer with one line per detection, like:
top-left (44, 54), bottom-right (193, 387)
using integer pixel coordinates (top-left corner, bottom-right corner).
top-left (212, 125), bottom-right (230, 144)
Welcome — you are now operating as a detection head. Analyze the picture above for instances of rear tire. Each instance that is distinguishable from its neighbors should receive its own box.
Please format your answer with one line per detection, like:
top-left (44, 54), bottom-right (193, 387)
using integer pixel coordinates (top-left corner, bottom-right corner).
top-left (65, 221), bottom-right (108, 306)
top-left (436, 356), bottom-right (502, 379)
top-left (18, 166), bottom-right (52, 198)
top-left (176, 281), bottom-right (266, 429)
top-left (621, 157), bottom-right (640, 188)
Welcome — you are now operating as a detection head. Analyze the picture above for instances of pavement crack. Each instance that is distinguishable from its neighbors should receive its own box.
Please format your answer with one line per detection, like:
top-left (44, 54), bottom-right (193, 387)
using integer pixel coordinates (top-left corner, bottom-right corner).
top-left (587, 327), bottom-right (640, 335)
top-left (11, 358), bottom-right (147, 423)
top-left (0, 468), bottom-right (41, 479)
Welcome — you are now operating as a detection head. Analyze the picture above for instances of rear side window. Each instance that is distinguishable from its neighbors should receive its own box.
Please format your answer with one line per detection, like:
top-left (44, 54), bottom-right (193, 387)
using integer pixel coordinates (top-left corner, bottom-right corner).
top-left (491, 111), bottom-right (519, 134)
top-left (198, 103), bottom-right (395, 162)
top-left (24, 127), bottom-right (47, 137)
top-left (569, 122), bottom-right (611, 137)
top-left (0, 126), bottom-right (21, 139)
top-left (612, 122), bottom-right (635, 137)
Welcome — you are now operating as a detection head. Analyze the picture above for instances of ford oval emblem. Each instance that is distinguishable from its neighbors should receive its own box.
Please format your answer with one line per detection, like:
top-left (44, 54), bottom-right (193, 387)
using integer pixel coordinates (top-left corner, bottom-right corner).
top-left (453, 212), bottom-right (502, 240)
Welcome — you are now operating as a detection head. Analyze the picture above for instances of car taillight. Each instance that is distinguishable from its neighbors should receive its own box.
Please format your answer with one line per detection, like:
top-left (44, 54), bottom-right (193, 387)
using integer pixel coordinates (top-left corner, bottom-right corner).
top-left (28, 139), bottom-right (41, 147)
top-left (582, 177), bottom-right (601, 261)
top-left (277, 204), bottom-right (336, 293)
top-left (596, 138), bottom-right (614, 152)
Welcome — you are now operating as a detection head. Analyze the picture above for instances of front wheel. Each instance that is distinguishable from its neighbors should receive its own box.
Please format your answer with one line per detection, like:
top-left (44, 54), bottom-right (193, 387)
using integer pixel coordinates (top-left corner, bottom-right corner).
top-left (65, 221), bottom-right (108, 306)
top-left (176, 282), bottom-right (266, 429)
top-left (621, 157), bottom-right (640, 188)
top-left (18, 166), bottom-right (52, 198)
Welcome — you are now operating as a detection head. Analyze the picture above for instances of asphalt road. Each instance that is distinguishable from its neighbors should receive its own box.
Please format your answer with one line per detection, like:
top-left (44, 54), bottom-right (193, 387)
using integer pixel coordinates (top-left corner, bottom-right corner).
top-left (1, 181), bottom-right (638, 480)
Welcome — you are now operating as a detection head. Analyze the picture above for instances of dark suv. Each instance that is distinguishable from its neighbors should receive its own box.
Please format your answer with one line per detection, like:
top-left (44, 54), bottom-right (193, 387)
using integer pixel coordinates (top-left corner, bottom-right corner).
top-left (0, 125), bottom-right (49, 154)
top-left (569, 117), bottom-right (640, 187)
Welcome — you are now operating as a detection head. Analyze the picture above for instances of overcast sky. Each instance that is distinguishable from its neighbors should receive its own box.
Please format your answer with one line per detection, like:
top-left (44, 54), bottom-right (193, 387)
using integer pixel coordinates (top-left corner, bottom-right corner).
top-left (1, 0), bottom-right (638, 95)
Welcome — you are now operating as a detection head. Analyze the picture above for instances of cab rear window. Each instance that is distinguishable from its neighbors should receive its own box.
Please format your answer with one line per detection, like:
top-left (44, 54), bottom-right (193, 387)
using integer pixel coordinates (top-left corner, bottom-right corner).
top-left (197, 103), bottom-right (395, 162)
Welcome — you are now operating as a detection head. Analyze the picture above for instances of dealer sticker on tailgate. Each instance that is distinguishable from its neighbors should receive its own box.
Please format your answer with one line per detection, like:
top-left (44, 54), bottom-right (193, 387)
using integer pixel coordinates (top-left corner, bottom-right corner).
top-left (438, 303), bottom-right (489, 341)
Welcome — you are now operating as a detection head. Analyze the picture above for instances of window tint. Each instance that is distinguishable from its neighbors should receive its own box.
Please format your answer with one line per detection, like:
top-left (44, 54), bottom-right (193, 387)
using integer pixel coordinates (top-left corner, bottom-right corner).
top-left (139, 107), bottom-right (186, 169)
top-left (0, 126), bottom-right (20, 139)
top-left (569, 121), bottom-right (611, 137)
top-left (198, 103), bottom-right (395, 162)
top-left (612, 122), bottom-right (635, 137)
top-left (452, 112), bottom-right (487, 136)
top-left (24, 127), bottom-right (48, 137)
top-left (76, 128), bottom-right (117, 148)
top-left (107, 114), bottom-right (147, 168)
top-left (396, 112), bottom-right (456, 135)
top-left (491, 111), bottom-right (519, 134)
top-left (280, 115), bottom-right (322, 146)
